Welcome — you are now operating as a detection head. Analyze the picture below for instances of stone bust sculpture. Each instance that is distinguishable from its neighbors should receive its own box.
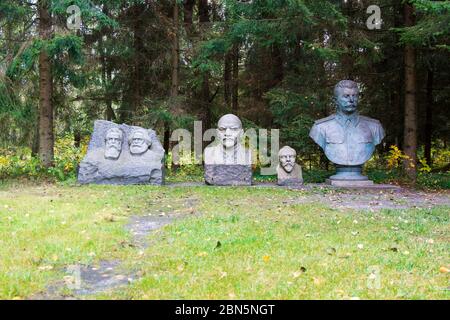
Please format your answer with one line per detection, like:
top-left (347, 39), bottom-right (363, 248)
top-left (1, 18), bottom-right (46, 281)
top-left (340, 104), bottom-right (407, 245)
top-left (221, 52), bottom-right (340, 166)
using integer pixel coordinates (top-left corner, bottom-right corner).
top-left (204, 114), bottom-right (251, 165)
top-left (129, 128), bottom-right (152, 155)
top-left (277, 146), bottom-right (303, 186)
top-left (309, 80), bottom-right (385, 182)
top-left (104, 128), bottom-right (123, 160)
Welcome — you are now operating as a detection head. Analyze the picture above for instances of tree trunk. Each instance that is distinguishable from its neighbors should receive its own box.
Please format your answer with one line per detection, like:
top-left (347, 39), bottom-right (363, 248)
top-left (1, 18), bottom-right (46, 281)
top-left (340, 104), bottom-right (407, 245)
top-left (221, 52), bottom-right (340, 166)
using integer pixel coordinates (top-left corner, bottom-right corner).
top-left (171, 0), bottom-right (180, 100)
top-left (231, 43), bottom-right (239, 113)
top-left (101, 5), bottom-right (115, 122)
top-left (224, 51), bottom-right (232, 109)
top-left (425, 67), bottom-right (433, 166)
top-left (74, 130), bottom-right (81, 148)
top-left (38, 0), bottom-right (54, 168)
top-left (31, 120), bottom-right (39, 157)
top-left (168, 0), bottom-right (180, 171)
top-left (131, 4), bottom-right (144, 124)
top-left (183, 0), bottom-right (195, 35)
top-left (403, 2), bottom-right (417, 181)
top-left (199, 0), bottom-right (211, 131)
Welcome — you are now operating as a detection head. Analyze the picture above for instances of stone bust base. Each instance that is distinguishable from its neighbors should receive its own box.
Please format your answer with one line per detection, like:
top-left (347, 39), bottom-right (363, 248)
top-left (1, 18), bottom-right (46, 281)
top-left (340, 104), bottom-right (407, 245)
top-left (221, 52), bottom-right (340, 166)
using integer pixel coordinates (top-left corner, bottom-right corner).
top-left (204, 165), bottom-right (252, 186)
top-left (277, 178), bottom-right (304, 186)
top-left (326, 179), bottom-right (374, 187)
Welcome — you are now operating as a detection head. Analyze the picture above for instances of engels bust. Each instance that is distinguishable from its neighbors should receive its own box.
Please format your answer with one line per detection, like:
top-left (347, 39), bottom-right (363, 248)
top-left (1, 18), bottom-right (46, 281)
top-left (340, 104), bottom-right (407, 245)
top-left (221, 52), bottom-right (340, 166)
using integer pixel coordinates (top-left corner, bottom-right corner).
top-left (104, 128), bottom-right (123, 160)
top-left (309, 80), bottom-right (385, 180)
top-left (204, 114), bottom-right (252, 165)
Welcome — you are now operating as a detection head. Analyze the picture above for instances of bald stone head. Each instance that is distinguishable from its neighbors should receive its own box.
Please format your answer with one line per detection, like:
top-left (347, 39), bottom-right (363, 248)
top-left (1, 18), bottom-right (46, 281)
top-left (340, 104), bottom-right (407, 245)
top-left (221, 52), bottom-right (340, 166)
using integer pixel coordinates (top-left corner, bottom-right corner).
top-left (217, 114), bottom-right (243, 149)
top-left (279, 146), bottom-right (297, 173)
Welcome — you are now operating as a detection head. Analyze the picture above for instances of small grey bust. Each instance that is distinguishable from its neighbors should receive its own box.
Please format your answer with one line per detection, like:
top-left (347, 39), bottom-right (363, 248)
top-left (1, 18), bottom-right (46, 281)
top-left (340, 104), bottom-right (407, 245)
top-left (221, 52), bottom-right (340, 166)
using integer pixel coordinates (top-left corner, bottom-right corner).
top-left (277, 146), bottom-right (303, 186)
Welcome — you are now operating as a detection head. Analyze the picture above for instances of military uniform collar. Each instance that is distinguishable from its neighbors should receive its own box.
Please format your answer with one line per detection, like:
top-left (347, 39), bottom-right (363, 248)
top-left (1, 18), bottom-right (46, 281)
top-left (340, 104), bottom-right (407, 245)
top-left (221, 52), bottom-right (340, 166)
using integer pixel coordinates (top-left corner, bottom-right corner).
top-left (335, 111), bottom-right (360, 127)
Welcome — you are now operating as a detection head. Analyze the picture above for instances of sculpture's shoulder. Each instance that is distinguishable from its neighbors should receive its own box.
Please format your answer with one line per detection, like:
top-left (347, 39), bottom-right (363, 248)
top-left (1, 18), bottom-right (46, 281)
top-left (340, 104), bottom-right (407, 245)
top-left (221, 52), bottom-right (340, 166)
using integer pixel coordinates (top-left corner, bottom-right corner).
top-left (313, 114), bottom-right (336, 127)
top-left (359, 115), bottom-right (382, 126)
top-left (204, 144), bottom-right (219, 155)
top-left (204, 144), bottom-right (220, 164)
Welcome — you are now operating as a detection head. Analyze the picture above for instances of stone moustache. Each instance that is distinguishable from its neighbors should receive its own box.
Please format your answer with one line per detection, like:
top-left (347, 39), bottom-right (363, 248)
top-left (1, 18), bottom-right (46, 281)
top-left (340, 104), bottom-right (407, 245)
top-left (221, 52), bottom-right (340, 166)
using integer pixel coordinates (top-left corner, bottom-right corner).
top-left (78, 120), bottom-right (165, 185)
top-left (309, 80), bottom-right (385, 182)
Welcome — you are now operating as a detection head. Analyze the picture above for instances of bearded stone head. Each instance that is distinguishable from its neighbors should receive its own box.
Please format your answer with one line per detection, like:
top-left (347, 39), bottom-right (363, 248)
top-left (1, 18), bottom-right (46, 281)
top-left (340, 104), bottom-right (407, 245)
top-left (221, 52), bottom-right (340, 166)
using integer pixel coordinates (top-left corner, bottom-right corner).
top-left (104, 128), bottom-right (123, 160)
top-left (279, 146), bottom-right (297, 173)
top-left (129, 128), bottom-right (152, 155)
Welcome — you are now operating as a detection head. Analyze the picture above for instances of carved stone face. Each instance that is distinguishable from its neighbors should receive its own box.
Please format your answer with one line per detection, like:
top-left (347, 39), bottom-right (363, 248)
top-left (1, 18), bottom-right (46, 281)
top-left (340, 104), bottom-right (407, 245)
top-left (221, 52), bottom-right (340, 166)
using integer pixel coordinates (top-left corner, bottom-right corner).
top-left (279, 147), bottom-right (296, 173)
top-left (335, 86), bottom-right (359, 115)
top-left (129, 129), bottom-right (151, 155)
top-left (217, 114), bottom-right (243, 149)
top-left (104, 128), bottom-right (123, 160)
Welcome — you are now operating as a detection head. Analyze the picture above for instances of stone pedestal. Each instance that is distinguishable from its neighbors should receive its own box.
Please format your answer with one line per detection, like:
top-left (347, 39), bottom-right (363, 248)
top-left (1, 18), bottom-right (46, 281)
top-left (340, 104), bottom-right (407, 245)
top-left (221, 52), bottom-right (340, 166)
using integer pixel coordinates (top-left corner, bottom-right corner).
top-left (204, 165), bottom-right (252, 186)
top-left (327, 165), bottom-right (374, 187)
top-left (326, 179), bottom-right (374, 187)
top-left (277, 178), bottom-right (304, 187)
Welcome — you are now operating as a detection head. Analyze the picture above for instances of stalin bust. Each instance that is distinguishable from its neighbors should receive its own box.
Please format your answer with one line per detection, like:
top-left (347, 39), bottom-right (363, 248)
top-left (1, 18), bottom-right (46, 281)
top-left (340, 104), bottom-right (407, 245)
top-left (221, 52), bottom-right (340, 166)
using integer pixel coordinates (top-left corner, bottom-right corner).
top-left (309, 80), bottom-right (385, 185)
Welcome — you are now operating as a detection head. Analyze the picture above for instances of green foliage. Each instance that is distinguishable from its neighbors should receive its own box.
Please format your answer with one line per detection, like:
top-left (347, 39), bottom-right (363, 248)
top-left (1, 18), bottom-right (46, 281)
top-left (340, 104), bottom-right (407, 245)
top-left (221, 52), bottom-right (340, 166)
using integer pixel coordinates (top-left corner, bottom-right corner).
top-left (0, 136), bottom-right (88, 181)
top-left (397, 0), bottom-right (450, 49)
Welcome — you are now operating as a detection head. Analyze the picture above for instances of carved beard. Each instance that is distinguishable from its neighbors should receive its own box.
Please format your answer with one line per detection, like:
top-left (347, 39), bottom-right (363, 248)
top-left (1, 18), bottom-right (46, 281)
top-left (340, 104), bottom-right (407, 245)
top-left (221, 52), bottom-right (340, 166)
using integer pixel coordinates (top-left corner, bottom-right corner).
top-left (282, 162), bottom-right (294, 173)
top-left (105, 145), bottom-right (121, 160)
top-left (130, 143), bottom-right (148, 155)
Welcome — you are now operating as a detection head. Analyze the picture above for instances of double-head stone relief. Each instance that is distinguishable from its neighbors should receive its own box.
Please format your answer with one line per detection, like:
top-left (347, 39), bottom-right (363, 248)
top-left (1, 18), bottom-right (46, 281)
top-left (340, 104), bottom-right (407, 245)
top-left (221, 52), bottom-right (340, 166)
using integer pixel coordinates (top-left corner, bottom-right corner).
top-left (309, 80), bottom-right (385, 186)
top-left (77, 80), bottom-right (384, 187)
top-left (204, 114), bottom-right (252, 186)
top-left (78, 120), bottom-right (164, 185)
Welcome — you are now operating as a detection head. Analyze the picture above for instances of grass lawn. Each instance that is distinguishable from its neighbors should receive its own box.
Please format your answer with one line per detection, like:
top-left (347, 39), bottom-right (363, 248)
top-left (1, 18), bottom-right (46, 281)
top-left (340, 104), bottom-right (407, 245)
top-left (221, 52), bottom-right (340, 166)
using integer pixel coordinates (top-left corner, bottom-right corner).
top-left (0, 182), bottom-right (448, 299)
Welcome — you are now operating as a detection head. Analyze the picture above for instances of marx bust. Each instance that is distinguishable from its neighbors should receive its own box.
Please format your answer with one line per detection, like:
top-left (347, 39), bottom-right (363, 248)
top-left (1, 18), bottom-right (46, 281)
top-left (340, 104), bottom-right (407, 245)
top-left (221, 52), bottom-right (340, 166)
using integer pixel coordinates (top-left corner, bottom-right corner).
top-left (309, 80), bottom-right (385, 182)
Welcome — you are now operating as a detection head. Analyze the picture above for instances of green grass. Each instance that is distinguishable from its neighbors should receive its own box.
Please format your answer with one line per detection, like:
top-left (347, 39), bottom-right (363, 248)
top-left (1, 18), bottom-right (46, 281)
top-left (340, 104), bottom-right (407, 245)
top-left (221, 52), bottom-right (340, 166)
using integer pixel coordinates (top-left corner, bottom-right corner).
top-left (0, 183), bottom-right (448, 299)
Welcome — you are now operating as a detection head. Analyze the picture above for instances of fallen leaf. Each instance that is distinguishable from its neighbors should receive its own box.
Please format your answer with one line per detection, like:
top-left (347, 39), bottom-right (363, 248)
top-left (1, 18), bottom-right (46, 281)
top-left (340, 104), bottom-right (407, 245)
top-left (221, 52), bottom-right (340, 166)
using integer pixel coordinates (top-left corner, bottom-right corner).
top-left (313, 277), bottom-right (324, 286)
top-left (38, 265), bottom-right (53, 271)
top-left (439, 266), bottom-right (449, 273)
